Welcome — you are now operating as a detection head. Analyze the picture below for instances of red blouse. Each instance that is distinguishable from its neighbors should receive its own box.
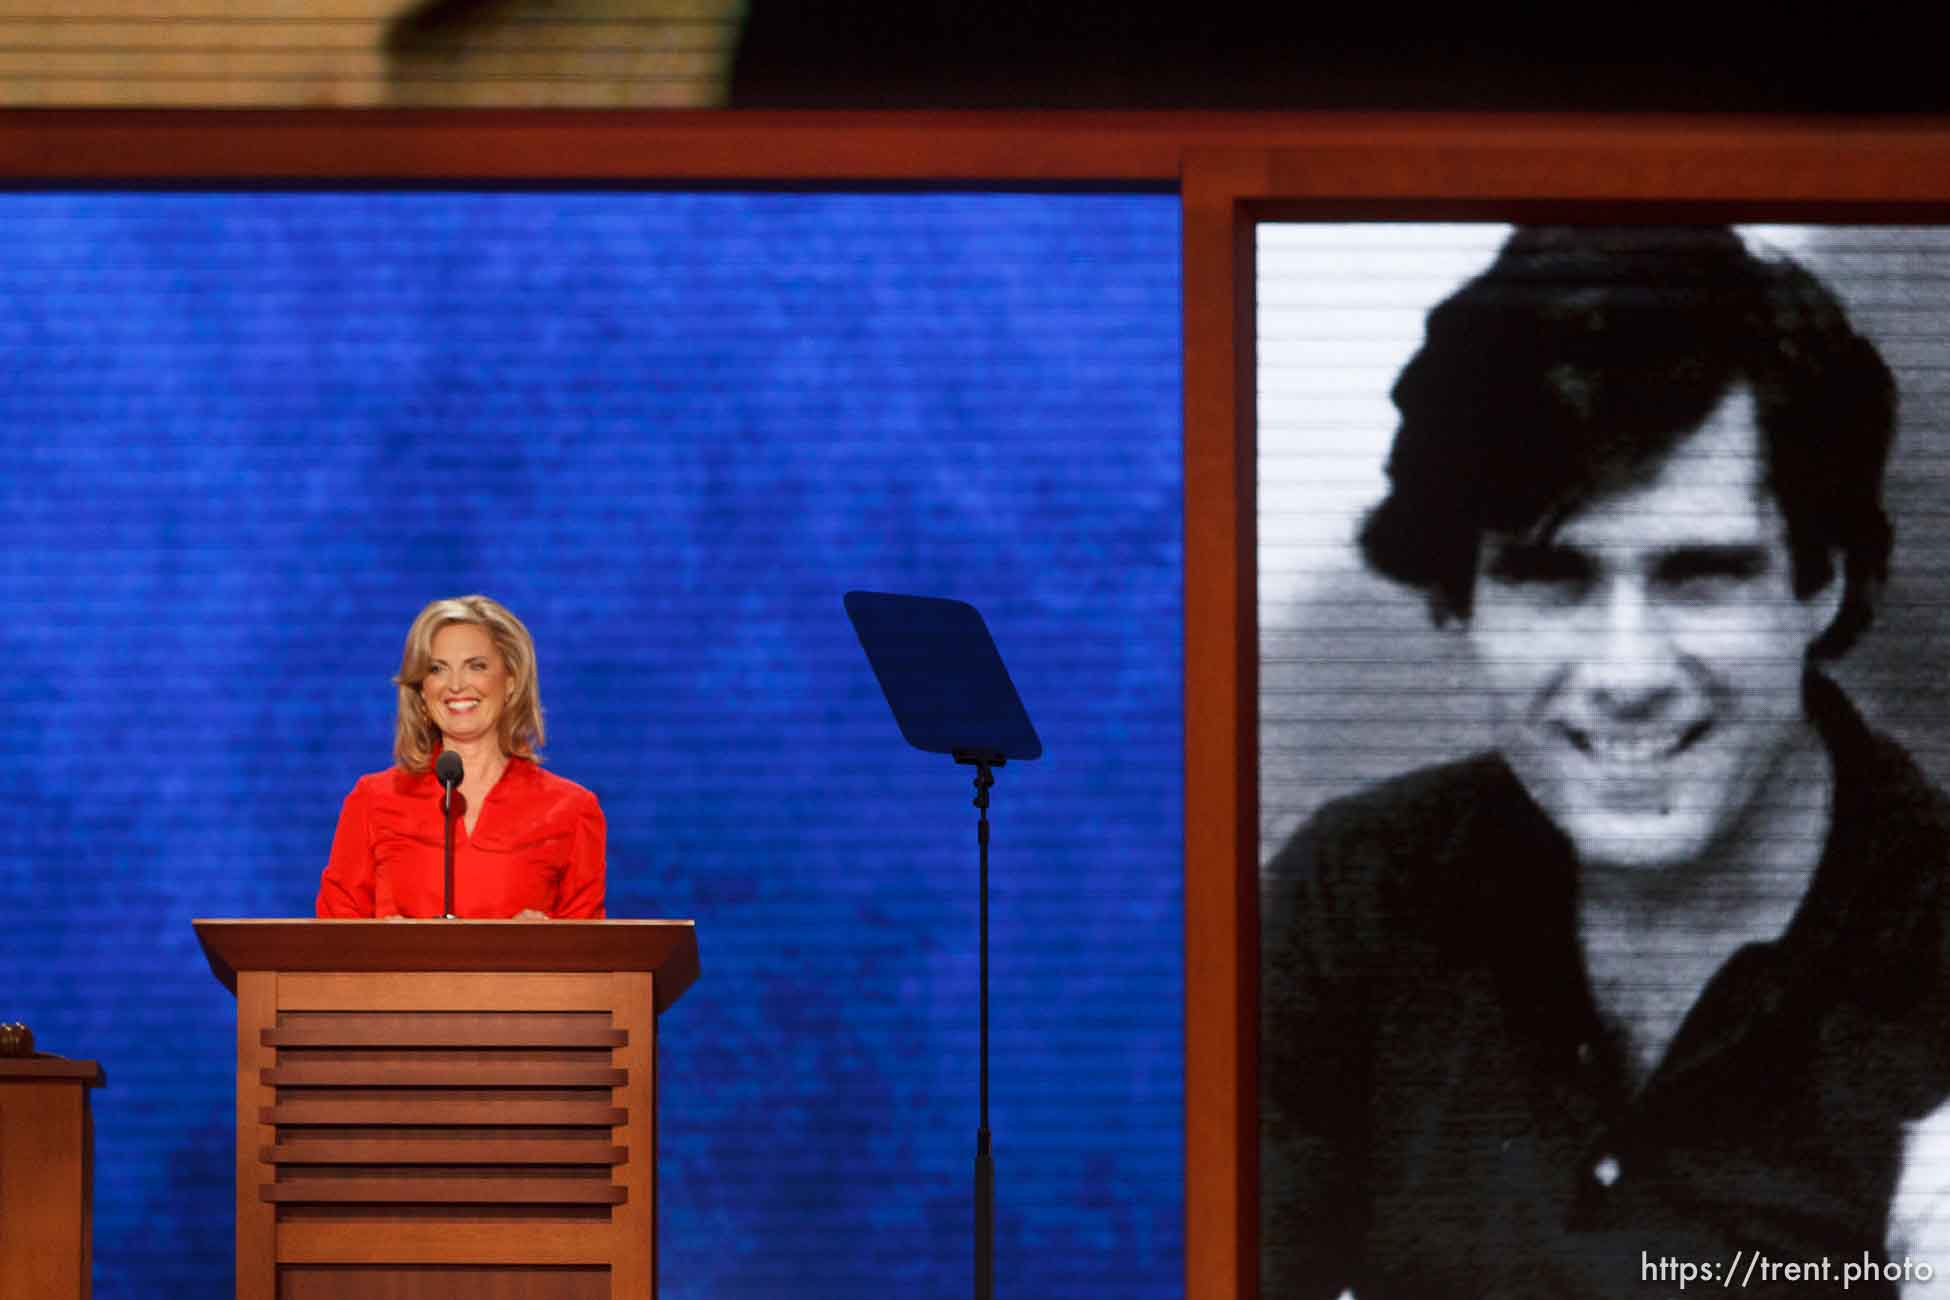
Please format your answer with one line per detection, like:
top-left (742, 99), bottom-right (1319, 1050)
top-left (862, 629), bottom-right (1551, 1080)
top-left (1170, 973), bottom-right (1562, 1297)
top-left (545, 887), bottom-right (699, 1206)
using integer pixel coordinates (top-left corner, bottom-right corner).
top-left (316, 757), bottom-right (606, 919)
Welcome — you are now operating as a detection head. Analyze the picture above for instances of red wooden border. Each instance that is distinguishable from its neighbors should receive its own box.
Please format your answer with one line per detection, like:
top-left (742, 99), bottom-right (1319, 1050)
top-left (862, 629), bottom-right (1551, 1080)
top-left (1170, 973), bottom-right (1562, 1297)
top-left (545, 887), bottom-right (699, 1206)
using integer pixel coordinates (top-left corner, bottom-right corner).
top-left (1181, 121), bottom-right (1950, 1300)
top-left (2, 110), bottom-right (1947, 186)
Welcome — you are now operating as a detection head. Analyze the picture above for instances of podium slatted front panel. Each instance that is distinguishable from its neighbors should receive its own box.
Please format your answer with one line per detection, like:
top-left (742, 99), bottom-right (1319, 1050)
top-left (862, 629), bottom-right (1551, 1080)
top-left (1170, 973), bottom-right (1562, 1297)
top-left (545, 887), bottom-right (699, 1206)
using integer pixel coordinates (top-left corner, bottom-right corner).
top-left (235, 971), bottom-right (656, 1300)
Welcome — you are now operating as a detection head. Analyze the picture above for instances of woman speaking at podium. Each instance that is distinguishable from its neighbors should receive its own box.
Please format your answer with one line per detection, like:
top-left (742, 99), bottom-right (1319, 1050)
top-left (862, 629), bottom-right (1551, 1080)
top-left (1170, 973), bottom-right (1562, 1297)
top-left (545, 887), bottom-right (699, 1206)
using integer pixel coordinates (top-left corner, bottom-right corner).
top-left (315, 594), bottom-right (607, 919)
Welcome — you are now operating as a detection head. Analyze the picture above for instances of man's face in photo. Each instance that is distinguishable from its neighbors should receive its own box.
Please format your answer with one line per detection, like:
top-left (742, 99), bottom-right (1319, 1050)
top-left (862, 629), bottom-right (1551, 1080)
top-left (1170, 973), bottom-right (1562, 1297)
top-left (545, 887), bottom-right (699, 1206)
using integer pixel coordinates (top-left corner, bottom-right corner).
top-left (1465, 386), bottom-right (1845, 872)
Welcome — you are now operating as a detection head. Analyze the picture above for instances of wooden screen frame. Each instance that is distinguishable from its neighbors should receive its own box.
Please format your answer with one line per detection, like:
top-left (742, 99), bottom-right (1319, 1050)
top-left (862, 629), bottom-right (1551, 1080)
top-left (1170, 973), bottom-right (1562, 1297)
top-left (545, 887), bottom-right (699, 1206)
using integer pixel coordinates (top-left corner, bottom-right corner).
top-left (8, 108), bottom-right (1950, 1300)
top-left (1182, 120), bottom-right (1950, 1300)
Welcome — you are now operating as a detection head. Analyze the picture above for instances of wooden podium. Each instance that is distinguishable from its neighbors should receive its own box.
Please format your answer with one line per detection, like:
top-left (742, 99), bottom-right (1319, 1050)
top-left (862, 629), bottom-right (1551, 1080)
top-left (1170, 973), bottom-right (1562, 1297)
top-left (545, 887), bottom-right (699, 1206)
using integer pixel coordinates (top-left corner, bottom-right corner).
top-left (193, 919), bottom-right (698, 1300)
top-left (0, 1056), bottom-right (103, 1300)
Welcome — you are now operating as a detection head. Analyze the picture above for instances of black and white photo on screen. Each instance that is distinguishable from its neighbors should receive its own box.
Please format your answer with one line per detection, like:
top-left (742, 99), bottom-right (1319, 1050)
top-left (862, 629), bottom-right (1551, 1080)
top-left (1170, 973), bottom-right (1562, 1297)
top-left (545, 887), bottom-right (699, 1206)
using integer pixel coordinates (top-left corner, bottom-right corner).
top-left (1257, 224), bottom-right (1950, 1298)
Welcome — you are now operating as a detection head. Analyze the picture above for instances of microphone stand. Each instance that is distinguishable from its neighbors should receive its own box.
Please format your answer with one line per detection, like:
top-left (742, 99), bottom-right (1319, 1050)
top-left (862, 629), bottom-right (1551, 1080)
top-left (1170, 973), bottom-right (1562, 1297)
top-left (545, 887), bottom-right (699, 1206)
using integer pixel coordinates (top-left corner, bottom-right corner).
top-left (441, 779), bottom-right (460, 920)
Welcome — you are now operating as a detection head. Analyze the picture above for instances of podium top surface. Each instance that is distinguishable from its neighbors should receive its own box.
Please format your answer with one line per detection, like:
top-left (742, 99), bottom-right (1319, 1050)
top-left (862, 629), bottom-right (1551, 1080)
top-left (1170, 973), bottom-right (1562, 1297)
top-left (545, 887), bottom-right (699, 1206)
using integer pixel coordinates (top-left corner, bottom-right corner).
top-left (0, 1057), bottom-right (105, 1086)
top-left (192, 918), bottom-right (699, 1015)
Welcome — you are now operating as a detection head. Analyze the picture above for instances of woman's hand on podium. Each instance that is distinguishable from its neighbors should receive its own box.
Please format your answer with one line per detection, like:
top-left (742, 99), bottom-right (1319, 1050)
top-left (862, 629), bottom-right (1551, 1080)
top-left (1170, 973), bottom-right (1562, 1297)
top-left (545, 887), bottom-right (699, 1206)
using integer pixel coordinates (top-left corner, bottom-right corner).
top-left (513, 909), bottom-right (549, 920)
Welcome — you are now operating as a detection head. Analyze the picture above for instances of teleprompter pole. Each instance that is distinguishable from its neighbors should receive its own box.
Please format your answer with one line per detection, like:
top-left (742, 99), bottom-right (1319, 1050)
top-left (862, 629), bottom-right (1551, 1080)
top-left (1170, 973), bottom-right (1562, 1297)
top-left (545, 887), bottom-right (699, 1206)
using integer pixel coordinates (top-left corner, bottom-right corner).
top-left (958, 748), bottom-right (1002, 1300)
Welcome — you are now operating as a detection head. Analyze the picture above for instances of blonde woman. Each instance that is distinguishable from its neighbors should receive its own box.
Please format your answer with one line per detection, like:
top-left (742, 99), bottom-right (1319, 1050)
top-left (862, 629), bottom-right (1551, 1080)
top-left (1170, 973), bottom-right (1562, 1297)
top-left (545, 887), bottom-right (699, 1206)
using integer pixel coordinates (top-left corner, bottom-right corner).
top-left (316, 595), bottom-right (605, 919)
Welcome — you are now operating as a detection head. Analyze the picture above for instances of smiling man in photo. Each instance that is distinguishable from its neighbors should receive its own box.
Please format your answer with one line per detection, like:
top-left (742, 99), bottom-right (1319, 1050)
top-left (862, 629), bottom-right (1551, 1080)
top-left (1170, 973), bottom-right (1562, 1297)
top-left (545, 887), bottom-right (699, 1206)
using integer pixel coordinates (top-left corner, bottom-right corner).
top-left (1261, 226), bottom-right (1950, 1298)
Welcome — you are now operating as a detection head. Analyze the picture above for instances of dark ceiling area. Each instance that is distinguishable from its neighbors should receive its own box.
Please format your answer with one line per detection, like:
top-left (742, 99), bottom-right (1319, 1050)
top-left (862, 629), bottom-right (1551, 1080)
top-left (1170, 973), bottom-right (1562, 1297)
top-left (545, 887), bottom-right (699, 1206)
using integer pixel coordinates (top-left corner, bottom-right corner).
top-left (730, 4), bottom-right (1947, 113)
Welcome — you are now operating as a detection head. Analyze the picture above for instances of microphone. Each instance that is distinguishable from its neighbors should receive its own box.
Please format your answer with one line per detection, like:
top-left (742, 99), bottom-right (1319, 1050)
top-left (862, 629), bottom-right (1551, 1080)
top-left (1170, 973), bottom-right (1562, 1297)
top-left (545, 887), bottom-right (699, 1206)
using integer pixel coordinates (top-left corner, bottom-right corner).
top-left (436, 752), bottom-right (462, 919)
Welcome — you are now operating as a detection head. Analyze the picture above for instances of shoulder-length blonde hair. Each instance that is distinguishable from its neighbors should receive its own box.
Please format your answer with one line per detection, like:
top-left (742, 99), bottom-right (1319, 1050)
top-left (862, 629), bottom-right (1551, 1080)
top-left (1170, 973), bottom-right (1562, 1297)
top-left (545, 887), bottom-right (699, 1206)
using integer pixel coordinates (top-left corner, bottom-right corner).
top-left (392, 594), bottom-right (546, 773)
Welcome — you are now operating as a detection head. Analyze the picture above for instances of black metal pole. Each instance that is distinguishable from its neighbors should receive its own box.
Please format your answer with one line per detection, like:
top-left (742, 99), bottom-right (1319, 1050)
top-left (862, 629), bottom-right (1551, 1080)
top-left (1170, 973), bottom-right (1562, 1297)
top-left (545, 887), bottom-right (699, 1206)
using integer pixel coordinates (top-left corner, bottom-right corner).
top-left (974, 758), bottom-right (994, 1300)
top-left (442, 785), bottom-right (457, 920)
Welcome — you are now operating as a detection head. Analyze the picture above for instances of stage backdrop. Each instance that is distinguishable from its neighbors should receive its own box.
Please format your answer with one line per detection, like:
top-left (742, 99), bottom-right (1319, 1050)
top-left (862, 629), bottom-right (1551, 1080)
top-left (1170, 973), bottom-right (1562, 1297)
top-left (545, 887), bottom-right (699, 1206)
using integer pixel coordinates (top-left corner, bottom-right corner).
top-left (0, 191), bottom-right (1182, 1297)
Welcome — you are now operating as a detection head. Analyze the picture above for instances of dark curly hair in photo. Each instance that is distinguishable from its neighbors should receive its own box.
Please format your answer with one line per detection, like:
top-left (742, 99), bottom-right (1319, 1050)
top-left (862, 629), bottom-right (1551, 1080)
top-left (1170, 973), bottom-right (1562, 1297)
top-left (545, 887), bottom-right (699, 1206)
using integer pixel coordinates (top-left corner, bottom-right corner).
top-left (1358, 225), bottom-right (1898, 659)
